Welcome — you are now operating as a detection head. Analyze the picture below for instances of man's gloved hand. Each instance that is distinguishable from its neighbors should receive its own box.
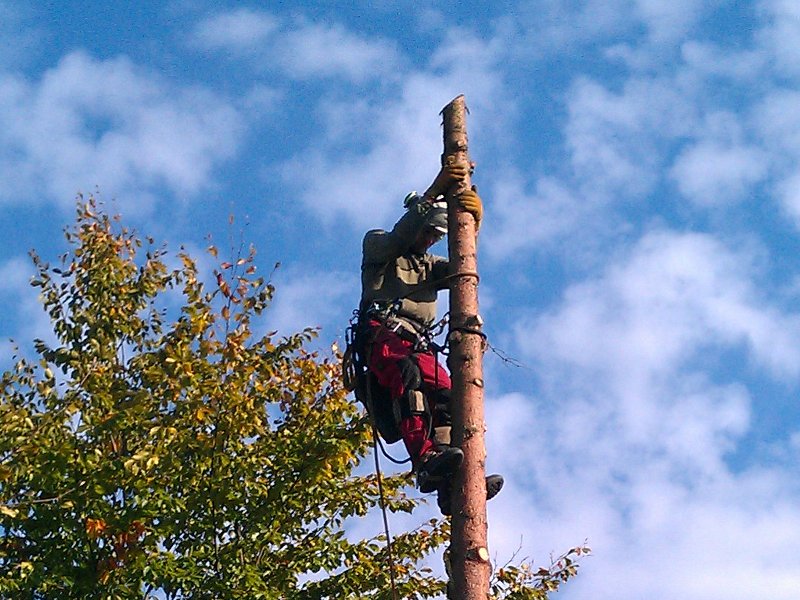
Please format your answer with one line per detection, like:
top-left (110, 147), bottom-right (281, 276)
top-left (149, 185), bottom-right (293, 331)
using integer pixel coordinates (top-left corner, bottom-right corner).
top-left (443, 161), bottom-right (470, 183)
top-left (458, 186), bottom-right (483, 228)
top-left (425, 160), bottom-right (471, 198)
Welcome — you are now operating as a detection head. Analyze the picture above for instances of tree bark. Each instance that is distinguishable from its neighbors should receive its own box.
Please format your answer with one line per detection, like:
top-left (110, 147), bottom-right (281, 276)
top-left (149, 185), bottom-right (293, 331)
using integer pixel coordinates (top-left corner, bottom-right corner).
top-left (442, 95), bottom-right (490, 599)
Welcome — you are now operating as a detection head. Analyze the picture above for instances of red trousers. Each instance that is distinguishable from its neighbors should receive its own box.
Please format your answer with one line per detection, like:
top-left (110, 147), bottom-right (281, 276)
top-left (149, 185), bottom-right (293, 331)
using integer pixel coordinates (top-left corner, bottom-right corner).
top-left (366, 321), bottom-right (451, 463)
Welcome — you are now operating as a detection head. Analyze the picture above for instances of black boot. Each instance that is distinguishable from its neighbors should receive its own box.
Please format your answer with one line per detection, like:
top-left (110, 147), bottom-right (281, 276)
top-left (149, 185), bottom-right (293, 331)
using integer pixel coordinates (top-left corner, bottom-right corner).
top-left (436, 473), bottom-right (505, 517)
top-left (416, 447), bottom-right (463, 493)
top-left (437, 479), bottom-right (452, 515)
top-left (486, 473), bottom-right (504, 500)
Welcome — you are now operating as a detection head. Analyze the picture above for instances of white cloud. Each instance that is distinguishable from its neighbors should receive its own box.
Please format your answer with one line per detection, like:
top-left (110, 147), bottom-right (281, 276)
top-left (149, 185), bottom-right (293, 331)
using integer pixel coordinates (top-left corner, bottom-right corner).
top-left (524, 230), bottom-right (800, 384)
top-left (486, 102), bottom-right (767, 259)
top-left (507, 230), bottom-right (782, 511)
top-left (507, 0), bottom-right (630, 60)
top-left (192, 14), bottom-right (511, 236)
top-left (191, 10), bottom-right (401, 83)
top-left (0, 256), bottom-right (57, 354)
top-left (757, 0), bottom-right (800, 78)
top-left (509, 0), bottom-right (720, 63)
top-left (754, 89), bottom-right (800, 157)
top-left (0, 51), bottom-right (244, 211)
top-left (241, 84), bottom-right (283, 115)
top-left (488, 456), bottom-right (795, 600)
top-left (279, 22), bottom-right (400, 83)
top-left (191, 8), bottom-right (278, 51)
top-left (565, 76), bottom-right (696, 200)
top-left (0, 256), bottom-right (31, 293)
top-left (671, 141), bottom-right (769, 206)
top-left (633, 0), bottom-right (716, 44)
top-left (680, 40), bottom-right (767, 81)
top-left (776, 172), bottom-right (800, 226)
top-left (753, 89), bottom-right (800, 227)
top-left (482, 174), bottom-right (590, 260)
top-left (266, 269), bottom-right (357, 339)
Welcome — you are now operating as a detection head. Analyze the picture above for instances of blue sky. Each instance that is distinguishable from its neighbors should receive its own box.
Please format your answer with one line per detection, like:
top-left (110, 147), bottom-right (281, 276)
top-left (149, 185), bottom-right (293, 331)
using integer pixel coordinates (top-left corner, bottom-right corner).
top-left (2, 1), bottom-right (800, 598)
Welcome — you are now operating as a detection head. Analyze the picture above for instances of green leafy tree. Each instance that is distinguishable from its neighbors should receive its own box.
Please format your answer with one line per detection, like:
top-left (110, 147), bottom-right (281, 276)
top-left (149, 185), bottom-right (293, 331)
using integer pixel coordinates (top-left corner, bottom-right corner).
top-left (0, 200), bottom-right (587, 599)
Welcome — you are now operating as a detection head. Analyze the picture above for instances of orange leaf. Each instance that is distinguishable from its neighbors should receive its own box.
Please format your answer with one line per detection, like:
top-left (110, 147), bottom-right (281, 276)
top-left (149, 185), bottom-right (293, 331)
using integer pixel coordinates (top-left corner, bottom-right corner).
top-left (86, 517), bottom-right (107, 539)
top-left (130, 520), bottom-right (146, 536)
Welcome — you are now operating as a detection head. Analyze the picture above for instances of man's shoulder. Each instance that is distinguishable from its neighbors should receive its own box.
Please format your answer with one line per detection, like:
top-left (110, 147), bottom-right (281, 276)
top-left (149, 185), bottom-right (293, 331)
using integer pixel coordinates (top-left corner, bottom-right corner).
top-left (364, 228), bottom-right (387, 239)
top-left (362, 229), bottom-right (393, 263)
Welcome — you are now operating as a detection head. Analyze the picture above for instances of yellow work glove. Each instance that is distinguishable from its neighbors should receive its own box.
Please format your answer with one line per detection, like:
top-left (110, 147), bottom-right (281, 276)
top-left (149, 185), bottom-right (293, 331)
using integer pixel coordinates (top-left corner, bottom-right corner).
top-left (458, 186), bottom-right (483, 228)
top-left (425, 161), bottom-right (470, 199)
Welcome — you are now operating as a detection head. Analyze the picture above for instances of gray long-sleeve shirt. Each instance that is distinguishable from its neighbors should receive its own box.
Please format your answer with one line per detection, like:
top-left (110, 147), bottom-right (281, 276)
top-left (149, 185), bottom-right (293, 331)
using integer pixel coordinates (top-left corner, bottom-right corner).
top-left (360, 204), bottom-right (448, 329)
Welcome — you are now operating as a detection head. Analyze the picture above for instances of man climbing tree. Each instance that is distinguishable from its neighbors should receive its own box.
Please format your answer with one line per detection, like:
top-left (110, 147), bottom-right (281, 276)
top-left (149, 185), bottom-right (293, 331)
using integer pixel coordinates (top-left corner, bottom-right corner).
top-left (354, 159), bottom-right (503, 514)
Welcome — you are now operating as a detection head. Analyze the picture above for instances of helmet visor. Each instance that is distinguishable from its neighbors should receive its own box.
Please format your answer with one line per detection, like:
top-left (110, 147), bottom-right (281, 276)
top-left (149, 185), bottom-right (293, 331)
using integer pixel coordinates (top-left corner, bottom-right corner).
top-left (425, 207), bottom-right (447, 234)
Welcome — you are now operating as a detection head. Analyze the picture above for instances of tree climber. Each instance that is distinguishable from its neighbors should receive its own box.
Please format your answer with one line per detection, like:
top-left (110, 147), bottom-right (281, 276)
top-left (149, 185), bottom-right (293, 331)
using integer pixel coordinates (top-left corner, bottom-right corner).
top-left (355, 160), bottom-right (502, 514)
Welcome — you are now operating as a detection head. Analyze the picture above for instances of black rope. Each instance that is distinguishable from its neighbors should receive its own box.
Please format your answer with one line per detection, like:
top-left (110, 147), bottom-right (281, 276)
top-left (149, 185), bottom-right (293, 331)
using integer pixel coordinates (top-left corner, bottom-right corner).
top-left (370, 415), bottom-right (399, 600)
top-left (486, 340), bottom-right (529, 370)
top-left (365, 375), bottom-right (410, 466)
top-left (348, 342), bottom-right (400, 597)
top-left (376, 434), bottom-right (412, 465)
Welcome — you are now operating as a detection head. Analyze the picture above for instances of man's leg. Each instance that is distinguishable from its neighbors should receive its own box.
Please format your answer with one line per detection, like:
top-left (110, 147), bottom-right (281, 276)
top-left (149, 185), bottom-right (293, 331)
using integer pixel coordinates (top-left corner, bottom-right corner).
top-left (414, 351), bottom-right (505, 513)
top-left (366, 328), bottom-right (458, 472)
top-left (397, 371), bottom-right (461, 479)
top-left (411, 352), bottom-right (462, 491)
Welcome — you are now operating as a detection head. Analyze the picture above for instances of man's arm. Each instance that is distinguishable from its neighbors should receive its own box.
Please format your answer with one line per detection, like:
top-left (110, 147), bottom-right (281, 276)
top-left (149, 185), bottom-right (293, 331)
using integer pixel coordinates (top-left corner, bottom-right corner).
top-left (362, 162), bottom-right (471, 264)
top-left (432, 255), bottom-right (450, 290)
top-left (361, 206), bottom-right (427, 265)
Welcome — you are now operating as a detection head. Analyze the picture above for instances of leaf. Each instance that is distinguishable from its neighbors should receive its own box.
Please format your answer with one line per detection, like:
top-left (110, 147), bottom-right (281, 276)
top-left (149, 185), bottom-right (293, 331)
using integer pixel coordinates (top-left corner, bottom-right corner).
top-left (85, 517), bottom-right (107, 538)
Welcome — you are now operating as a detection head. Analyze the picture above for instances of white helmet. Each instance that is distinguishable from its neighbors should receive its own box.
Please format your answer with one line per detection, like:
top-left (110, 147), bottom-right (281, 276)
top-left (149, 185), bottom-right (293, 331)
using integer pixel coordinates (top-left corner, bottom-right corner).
top-left (404, 192), bottom-right (447, 234)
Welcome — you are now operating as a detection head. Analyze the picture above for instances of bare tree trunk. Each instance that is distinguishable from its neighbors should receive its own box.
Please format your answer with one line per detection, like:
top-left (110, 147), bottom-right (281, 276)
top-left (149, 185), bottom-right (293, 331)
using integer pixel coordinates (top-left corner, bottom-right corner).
top-left (443, 95), bottom-right (490, 599)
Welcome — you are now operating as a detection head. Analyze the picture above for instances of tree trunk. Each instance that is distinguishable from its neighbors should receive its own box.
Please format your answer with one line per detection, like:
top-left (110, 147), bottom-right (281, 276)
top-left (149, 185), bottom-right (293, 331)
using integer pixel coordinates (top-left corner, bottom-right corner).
top-left (442, 95), bottom-right (490, 599)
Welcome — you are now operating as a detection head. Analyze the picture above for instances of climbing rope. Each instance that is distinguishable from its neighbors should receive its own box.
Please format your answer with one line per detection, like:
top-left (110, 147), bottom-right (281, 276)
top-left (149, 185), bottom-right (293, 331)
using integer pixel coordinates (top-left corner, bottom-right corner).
top-left (369, 405), bottom-right (399, 600)
top-left (375, 430), bottom-right (412, 465)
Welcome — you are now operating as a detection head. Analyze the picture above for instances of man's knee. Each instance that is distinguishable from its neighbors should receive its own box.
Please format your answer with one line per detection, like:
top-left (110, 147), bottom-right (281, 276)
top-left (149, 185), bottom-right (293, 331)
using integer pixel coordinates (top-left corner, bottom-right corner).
top-left (400, 389), bottom-right (428, 419)
top-left (396, 356), bottom-right (426, 420)
top-left (397, 356), bottom-right (421, 393)
top-left (433, 425), bottom-right (451, 448)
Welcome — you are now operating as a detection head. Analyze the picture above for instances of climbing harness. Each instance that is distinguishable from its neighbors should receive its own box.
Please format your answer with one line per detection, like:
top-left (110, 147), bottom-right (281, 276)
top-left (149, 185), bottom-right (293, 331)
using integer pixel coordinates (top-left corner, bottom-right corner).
top-left (345, 300), bottom-right (452, 445)
top-left (344, 308), bottom-right (409, 464)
